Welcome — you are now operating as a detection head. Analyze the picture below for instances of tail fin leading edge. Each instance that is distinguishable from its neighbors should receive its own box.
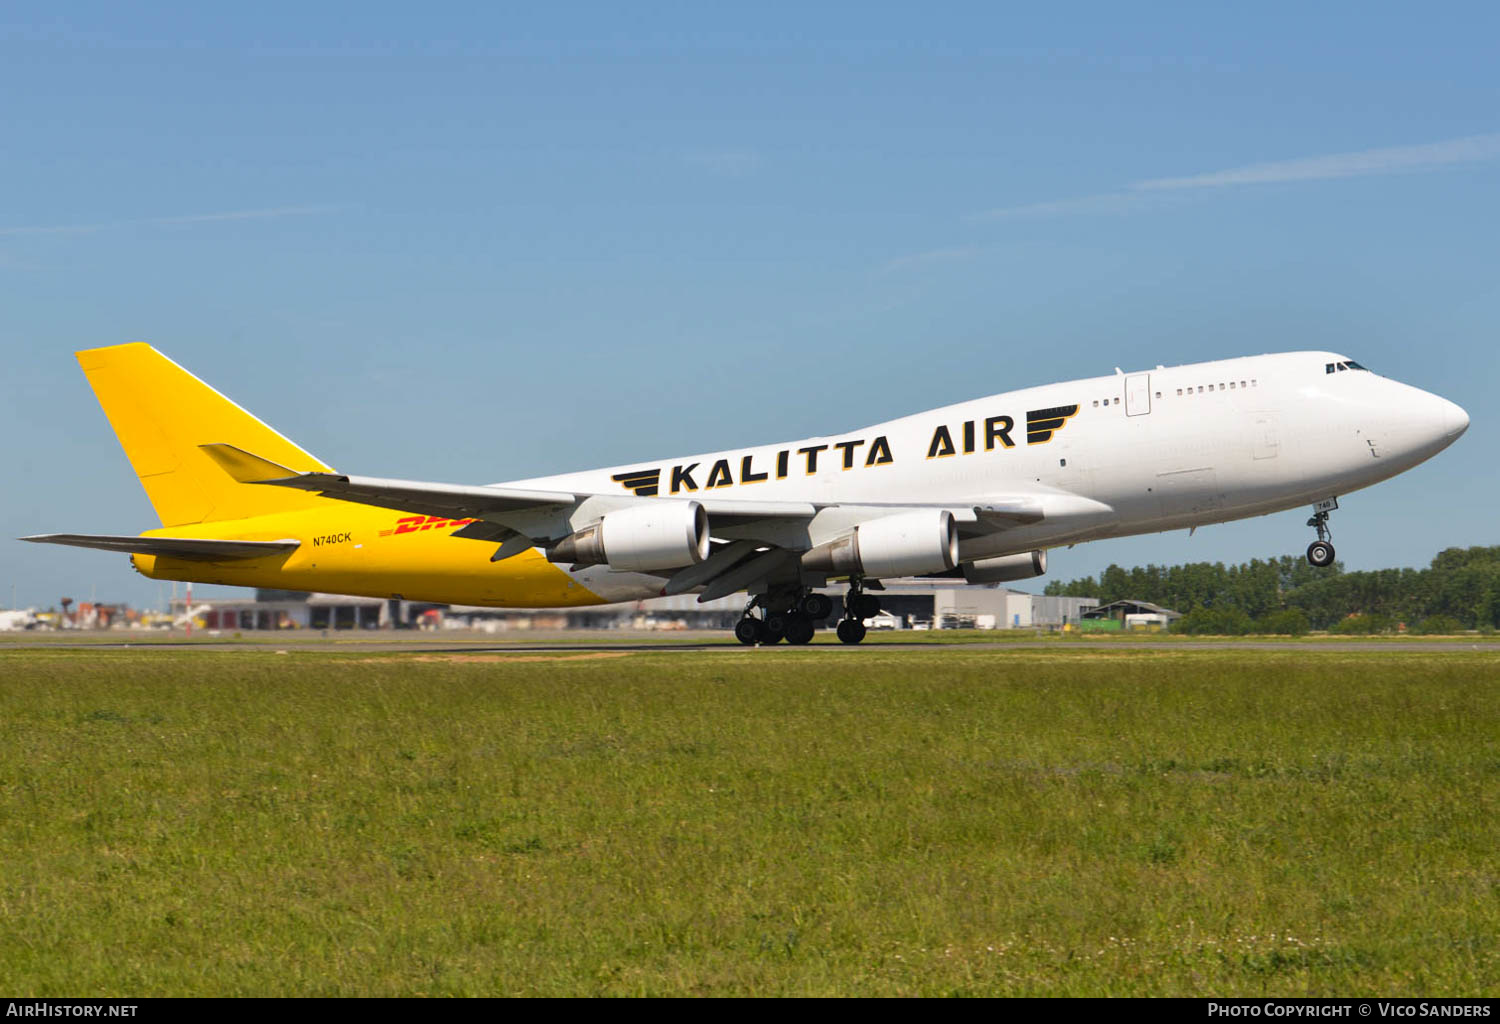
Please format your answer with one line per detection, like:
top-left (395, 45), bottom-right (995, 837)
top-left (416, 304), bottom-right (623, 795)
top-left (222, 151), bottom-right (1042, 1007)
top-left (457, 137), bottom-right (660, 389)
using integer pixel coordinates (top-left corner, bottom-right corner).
top-left (76, 343), bottom-right (334, 527)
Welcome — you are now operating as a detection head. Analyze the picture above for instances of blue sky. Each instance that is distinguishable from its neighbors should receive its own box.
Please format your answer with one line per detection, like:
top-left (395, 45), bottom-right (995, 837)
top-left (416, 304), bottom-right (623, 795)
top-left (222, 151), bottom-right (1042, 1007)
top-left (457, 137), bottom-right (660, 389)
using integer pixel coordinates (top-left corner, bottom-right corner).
top-left (3, 2), bottom-right (1496, 609)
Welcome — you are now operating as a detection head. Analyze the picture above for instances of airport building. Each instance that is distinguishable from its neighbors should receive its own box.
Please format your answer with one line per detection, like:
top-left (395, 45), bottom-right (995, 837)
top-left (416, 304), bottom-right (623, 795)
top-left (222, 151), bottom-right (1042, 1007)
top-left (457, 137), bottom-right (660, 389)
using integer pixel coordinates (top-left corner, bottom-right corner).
top-left (1079, 599), bottom-right (1183, 631)
top-left (180, 591), bottom-right (396, 631)
top-left (174, 584), bottom-right (1097, 632)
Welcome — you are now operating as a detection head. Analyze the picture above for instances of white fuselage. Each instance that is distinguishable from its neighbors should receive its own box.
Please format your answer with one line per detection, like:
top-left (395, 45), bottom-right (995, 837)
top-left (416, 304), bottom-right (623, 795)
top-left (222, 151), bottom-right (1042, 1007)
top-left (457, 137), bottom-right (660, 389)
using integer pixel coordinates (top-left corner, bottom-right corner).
top-left (505, 352), bottom-right (1469, 602)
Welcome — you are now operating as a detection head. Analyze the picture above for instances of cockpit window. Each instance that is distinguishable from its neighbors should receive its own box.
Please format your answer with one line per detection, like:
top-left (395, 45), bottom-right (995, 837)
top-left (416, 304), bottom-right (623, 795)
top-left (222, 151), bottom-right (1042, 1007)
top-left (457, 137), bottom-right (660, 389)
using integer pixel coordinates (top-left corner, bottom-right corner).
top-left (1326, 359), bottom-right (1369, 374)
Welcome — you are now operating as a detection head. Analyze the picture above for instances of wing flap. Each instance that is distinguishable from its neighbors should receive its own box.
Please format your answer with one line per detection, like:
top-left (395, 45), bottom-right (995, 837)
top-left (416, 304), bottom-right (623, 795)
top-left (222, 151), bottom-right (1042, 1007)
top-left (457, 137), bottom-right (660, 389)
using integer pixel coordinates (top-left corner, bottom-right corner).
top-left (698, 548), bottom-right (798, 603)
top-left (21, 533), bottom-right (300, 561)
top-left (663, 539), bottom-right (761, 596)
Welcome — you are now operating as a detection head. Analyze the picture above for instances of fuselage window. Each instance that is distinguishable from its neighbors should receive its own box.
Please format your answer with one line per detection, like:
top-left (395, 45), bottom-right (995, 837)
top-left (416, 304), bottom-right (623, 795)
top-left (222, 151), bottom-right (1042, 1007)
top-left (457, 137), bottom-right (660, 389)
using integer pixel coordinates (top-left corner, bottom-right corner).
top-left (1336, 363), bottom-right (1347, 371)
top-left (1229, 382), bottom-right (1236, 389)
top-left (1198, 386), bottom-right (1204, 394)
top-left (1326, 363), bottom-right (1336, 374)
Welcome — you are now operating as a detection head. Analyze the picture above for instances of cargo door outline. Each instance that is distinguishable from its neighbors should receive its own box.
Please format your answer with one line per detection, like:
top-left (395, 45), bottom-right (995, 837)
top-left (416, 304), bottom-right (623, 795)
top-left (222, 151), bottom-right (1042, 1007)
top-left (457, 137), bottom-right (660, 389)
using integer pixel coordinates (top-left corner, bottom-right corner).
top-left (1252, 413), bottom-right (1280, 460)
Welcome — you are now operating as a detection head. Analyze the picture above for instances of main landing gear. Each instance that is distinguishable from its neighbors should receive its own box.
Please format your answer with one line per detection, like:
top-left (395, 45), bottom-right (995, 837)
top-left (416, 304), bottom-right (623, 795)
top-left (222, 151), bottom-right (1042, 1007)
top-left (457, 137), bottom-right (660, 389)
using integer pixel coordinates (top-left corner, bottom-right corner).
top-left (1305, 506), bottom-right (1336, 568)
top-left (730, 584), bottom-right (883, 646)
top-left (835, 581), bottom-right (882, 645)
top-left (733, 589), bottom-right (835, 646)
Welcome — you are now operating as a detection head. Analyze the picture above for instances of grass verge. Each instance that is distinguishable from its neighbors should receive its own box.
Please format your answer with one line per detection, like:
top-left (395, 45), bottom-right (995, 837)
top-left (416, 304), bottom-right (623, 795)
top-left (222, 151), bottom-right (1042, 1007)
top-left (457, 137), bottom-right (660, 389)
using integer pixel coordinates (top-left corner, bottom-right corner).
top-left (1, 647), bottom-right (1496, 995)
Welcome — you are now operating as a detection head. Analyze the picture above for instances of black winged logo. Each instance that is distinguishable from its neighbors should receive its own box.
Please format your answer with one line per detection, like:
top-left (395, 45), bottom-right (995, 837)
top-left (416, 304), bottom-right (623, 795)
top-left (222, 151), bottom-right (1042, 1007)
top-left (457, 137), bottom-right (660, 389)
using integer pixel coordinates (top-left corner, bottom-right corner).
top-left (611, 468), bottom-right (661, 497)
top-left (1026, 405), bottom-right (1079, 445)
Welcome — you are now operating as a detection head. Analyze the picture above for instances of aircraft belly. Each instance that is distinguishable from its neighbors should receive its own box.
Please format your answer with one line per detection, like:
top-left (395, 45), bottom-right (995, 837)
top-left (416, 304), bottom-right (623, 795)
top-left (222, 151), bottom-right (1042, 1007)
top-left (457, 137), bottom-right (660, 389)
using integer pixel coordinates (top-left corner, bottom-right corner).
top-left (567, 567), bottom-right (669, 604)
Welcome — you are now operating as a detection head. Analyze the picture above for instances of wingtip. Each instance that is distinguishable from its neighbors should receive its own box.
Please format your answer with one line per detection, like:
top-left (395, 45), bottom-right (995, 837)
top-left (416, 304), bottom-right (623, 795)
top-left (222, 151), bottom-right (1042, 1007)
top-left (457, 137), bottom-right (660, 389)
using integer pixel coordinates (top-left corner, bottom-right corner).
top-left (199, 442), bottom-right (304, 483)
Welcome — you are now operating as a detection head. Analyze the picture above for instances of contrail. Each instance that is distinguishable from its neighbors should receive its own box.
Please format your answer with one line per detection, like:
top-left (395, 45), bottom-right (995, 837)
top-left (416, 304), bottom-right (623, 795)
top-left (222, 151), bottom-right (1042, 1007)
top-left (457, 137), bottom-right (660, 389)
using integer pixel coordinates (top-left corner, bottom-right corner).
top-left (1132, 133), bottom-right (1500, 191)
top-left (975, 132), bottom-right (1500, 221)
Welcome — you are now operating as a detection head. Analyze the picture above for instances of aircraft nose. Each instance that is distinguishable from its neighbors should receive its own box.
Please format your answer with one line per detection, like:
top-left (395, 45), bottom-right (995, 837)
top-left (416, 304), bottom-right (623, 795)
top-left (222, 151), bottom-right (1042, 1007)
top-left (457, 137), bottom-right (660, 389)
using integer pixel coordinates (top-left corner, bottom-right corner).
top-left (1440, 398), bottom-right (1469, 441)
top-left (1383, 385), bottom-right (1469, 462)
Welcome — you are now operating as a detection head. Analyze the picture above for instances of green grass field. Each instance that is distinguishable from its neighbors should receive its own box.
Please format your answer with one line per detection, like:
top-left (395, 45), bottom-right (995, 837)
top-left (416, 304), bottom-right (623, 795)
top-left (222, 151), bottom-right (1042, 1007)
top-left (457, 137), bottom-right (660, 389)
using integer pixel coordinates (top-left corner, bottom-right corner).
top-left (1, 647), bottom-right (1496, 996)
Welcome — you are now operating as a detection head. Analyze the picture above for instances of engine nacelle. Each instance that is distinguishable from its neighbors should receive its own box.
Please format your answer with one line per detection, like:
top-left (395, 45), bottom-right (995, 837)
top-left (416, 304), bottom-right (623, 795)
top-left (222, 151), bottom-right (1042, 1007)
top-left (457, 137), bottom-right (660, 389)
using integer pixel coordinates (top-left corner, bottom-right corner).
top-left (802, 509), bottom-right (958, 579)
top-left (961, 549), bottom-right (1047, 584)
top-left (547, 502), bottom-right (709, 572)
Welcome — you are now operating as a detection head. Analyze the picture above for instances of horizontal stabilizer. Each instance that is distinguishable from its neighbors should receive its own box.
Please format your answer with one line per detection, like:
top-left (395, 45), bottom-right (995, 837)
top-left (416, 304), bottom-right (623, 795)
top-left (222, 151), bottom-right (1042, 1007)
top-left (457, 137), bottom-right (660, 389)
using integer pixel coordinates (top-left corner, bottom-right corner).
top-left (20, 533), bottom-right (300, 561)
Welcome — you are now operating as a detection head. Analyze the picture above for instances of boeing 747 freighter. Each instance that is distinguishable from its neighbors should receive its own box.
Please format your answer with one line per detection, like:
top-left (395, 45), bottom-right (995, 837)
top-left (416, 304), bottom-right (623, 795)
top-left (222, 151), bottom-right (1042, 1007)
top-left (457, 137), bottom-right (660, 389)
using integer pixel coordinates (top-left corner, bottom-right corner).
top-left (25, 344), bottom-right (1468, 643)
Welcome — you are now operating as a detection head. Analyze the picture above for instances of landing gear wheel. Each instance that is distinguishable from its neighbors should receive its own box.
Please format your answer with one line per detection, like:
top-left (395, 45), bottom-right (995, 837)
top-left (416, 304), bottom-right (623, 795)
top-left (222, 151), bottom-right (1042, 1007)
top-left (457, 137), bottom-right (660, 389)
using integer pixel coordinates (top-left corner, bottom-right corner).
top-left (836, 619), bottom-right (867, 645)
top-left (734, 618), bottom-right (760, 646)
top-left (799, 593), bottom-right (833, 620)
top-left (852, 594), bottom-right (881, 620)
top-left (761, 615), bottom-right (787, 645)
top-left (784, 614), bottom-right (816, 645)
top-left (1306, 540), bottom-right (1336, 568)
top-left (1304, 505), bottom-right (1336, 567)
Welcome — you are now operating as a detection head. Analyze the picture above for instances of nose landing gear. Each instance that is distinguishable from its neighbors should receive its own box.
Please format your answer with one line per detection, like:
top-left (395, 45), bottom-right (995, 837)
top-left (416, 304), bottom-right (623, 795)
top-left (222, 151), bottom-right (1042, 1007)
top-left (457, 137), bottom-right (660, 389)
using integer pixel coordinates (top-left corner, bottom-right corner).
top-left (1306, 507), bottom-right (1336, 568)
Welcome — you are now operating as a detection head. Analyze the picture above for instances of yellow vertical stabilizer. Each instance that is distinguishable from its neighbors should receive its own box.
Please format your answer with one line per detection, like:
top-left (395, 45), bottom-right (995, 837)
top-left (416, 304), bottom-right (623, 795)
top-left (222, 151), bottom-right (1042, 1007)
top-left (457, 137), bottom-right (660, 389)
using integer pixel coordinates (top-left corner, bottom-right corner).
top-left (76, 343), bottom-right (335, 526)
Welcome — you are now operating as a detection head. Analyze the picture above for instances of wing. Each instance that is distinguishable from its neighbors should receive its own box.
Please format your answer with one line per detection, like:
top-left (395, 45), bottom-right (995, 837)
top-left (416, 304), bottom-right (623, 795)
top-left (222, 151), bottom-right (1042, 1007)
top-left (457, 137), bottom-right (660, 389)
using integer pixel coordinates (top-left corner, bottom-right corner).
top-left (201, 442), bottom-right (819, 551)
top-left (197, 443), bottom-right (1113, 599)
top-left (672, 492), bottom-right (1112, 602)
top-left (21, 533), bottom-right (299, 561)
top-left (200, 443), bottom-right (576, 519)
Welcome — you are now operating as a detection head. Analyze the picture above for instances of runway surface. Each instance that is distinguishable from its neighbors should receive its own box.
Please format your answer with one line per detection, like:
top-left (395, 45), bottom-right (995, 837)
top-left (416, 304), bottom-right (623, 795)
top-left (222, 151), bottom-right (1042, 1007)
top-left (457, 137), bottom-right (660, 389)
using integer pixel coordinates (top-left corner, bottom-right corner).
top-left (5, 631), bottom-right (1500, 654)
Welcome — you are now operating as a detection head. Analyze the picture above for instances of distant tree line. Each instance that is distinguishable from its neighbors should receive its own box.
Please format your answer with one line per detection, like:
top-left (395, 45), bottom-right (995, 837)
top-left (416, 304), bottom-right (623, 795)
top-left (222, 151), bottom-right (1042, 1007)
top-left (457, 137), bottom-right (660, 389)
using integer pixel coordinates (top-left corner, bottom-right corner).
top-left (1042, 546), bottom-right (1500, 634)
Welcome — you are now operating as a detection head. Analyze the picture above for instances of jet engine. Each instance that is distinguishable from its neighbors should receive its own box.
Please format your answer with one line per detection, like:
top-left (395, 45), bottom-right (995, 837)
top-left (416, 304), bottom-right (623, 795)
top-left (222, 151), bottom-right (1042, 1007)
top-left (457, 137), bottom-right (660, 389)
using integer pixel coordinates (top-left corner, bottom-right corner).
top-left (547, 501), bottom-right (709, 572)
top-left (802, 509), bottom-right (959, 578)
top-left (960, 549), bottom-right (1047, 584)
